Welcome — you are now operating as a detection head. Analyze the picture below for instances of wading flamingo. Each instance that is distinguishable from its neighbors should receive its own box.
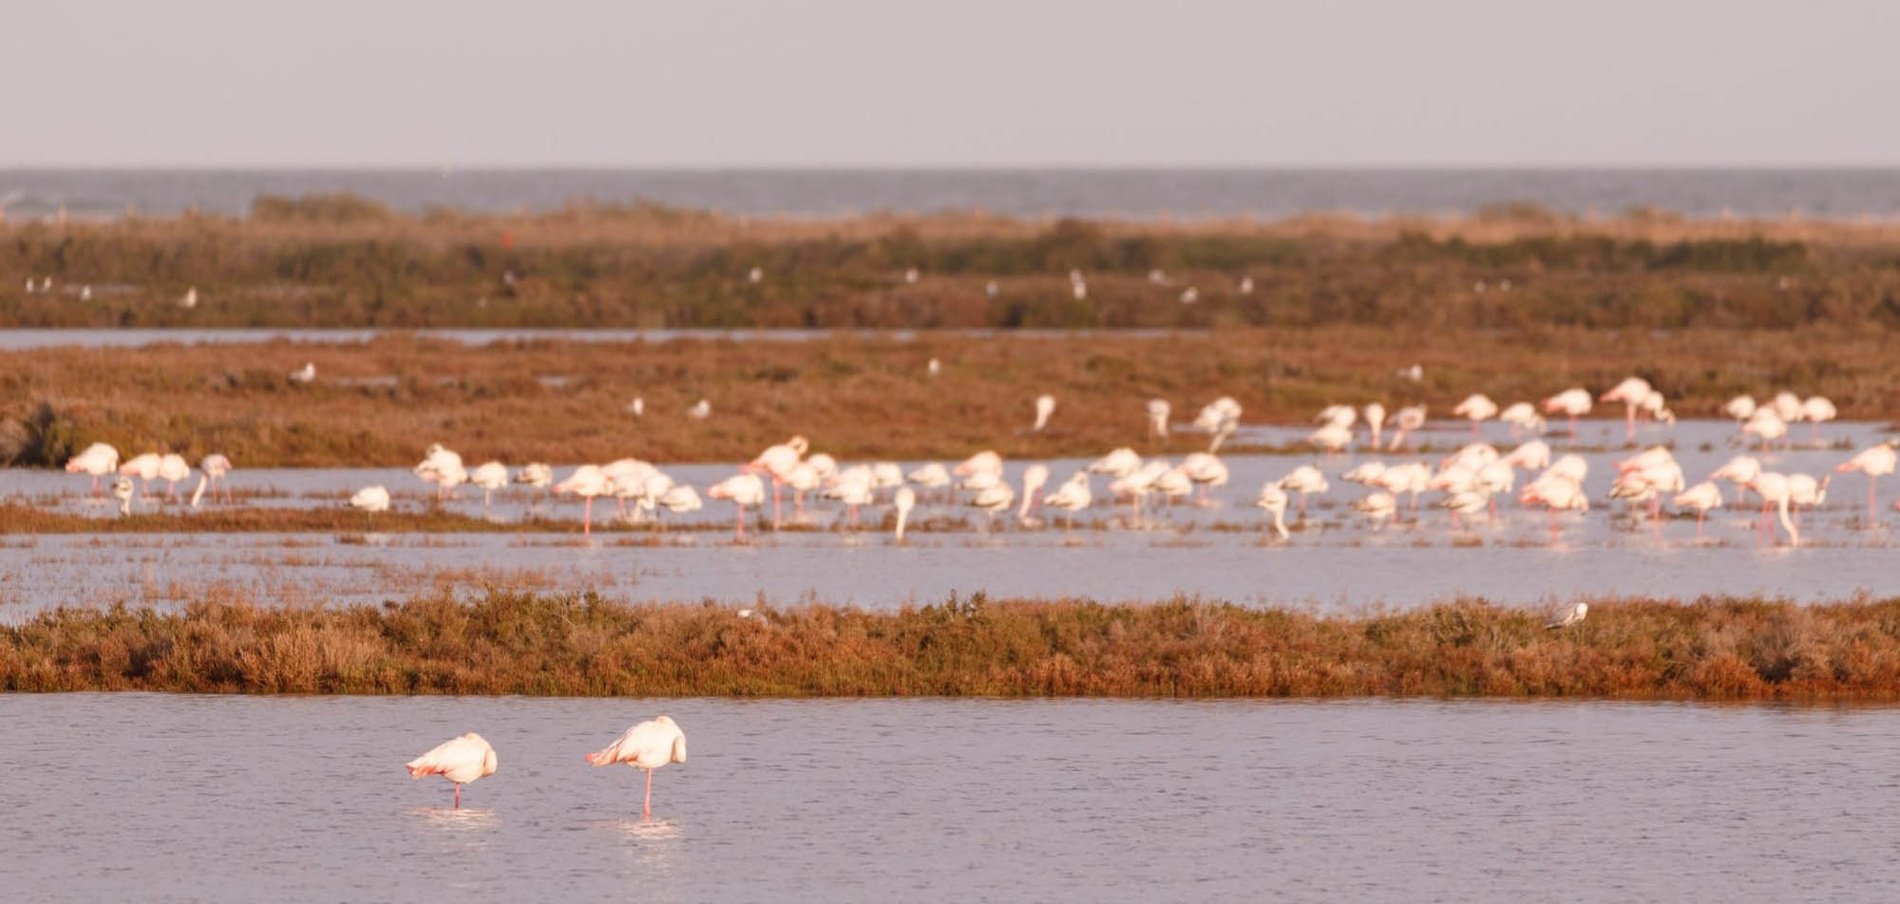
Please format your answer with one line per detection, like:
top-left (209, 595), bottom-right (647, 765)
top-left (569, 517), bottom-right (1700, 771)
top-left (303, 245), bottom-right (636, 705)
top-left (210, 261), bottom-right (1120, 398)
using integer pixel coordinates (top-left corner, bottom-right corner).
top-left (406, 733), bottom-right (498, 810)
top-left (1837, 440), bottom-right (1898, 525)
top-left (119, 452), bottom-right (161, 498)
top-left (1254, 482), bottom-right (1290, 541)
top-left (1019, 464), bottom-right (1050, 522)
top-left (1387, 406), bottom-right (1426, 451)
top-left (192, 454), bottom-right (233, 506)
top-left (1452, 394), bottom-right (1499, 438)
top-left (1541, 388), bottom-right (1592, 440)
top-left (156, 454), bottom-right (191, 500)
top-left (65, 442), bottom-right (120, 497)
top-left (1599, 376), bottom-right (1653, 441)
top-left (747, 436), bottom-right (809, 529)
top-left (1746, 472), bottom-right (1799, 546)
top-left (1672, 481), bottom-right (1723, 539)
top-left (553, 465), bottom-right (612, 535)
top-left (1363, 402), bottom-right (1387, 449)
top-left (707, 473), bottom-right (767, 541)
top-left (469, 461), bottom-right (509, 511)
top-left (585, 716), bottom-right (687, 820)
top-left (1043, 472), bottom-right (1092, 531)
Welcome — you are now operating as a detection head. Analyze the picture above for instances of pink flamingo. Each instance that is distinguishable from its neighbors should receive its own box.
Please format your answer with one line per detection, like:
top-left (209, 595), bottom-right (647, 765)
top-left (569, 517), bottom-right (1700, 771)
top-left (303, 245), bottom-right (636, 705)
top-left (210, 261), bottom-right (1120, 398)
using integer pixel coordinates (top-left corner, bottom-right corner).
top-left (585, 716), bottom-right (688, 820)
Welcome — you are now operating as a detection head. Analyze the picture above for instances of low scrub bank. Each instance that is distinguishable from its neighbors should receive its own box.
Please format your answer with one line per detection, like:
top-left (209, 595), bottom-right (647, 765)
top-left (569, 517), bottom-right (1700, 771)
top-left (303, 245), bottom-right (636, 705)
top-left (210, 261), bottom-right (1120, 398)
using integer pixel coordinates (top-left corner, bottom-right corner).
top-left (6, 591), bottom-right (1900, 700)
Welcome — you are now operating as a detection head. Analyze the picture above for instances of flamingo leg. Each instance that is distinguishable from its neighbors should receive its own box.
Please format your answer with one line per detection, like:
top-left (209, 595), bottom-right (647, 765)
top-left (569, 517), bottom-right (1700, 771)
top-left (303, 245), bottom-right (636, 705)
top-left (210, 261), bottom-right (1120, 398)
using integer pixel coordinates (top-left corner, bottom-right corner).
top-left (771, 479), bottom-right (783, 530)
top-left (643, 768), bottom-right (654, 820)
top-left (1696, 510), bottom-right (1705, 539)
top-left (583, 497), bottom-right (594, 536)
top-left (1870, 476), bottom-right (1879, 526)
top-left (735, 505), bottom-right (746, 542)
top-left (454, 783), bottom-right (462, 810)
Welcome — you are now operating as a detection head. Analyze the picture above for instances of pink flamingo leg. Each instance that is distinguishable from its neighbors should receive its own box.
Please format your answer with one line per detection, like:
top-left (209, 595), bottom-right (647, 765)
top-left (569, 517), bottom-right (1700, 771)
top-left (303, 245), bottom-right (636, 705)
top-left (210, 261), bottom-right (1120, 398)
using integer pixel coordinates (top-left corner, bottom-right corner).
top-left (735, 505), bottom-right (746, 542)
top-left (454, 783), bottom-right (462, 810)
top-left (583, 497), bottom-right (594, 536)
top-left (643, 768), bottom-right (654, 820)
top-left (771, 479), bottom-right (783, 530)
top-left (1695, 510), bottom-right (1705, 539)
top-left (1870, 476), bottom-right (1879, 526)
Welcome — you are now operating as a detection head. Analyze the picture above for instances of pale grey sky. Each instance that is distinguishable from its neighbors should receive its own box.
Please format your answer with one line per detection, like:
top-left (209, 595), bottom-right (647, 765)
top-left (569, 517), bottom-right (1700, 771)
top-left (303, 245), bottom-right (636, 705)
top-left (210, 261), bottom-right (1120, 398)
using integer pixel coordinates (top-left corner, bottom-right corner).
top-left (8, 0), bottom-right (1898, 167)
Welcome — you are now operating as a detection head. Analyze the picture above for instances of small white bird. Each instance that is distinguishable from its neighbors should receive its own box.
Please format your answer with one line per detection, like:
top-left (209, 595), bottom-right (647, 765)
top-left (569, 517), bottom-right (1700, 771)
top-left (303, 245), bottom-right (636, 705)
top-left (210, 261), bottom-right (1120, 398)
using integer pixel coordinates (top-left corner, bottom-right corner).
top-left (927, 358), bottom-right (942, 377)
top-left (688, 399), bottom-right (712, 420)
top-left (627, 397), bottom-right (645, 417)
top-left (112, 476), bottom-right (136, 517)
top-left (406, 733), bottom-right (498, 809)
top-left (748, 266), bottom-right (764, 284)
top-left (179, 286), bottom-right (198, 309)
top-left (1033, 394), bottom-right (1057, 432)
top-left (350, 485), bottom-right (391, 513)
top-left (585, 716), bottom-right (688, 820)
top-left (289, 362), bottom-right (316, 384)
top-left (1546, 603), bottom-right (1588, 630)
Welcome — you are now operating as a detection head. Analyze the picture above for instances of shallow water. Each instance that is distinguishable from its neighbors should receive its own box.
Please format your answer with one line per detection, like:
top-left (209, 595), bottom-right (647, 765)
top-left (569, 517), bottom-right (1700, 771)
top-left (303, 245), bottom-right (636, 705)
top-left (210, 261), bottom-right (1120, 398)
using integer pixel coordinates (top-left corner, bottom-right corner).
top-left (3, 420), bottom-right (1894, 614)
top-left (1, 695), bottom-right (1896, 902)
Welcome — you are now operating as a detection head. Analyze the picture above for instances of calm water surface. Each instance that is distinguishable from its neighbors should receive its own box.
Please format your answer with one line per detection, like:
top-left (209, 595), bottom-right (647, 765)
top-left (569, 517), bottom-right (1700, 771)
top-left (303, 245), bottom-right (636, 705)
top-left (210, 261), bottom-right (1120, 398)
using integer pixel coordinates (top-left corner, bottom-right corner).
top-left (2, 421), bottom-right (1894, 614)
top-left (0, 695), bottom-right (1895, 902)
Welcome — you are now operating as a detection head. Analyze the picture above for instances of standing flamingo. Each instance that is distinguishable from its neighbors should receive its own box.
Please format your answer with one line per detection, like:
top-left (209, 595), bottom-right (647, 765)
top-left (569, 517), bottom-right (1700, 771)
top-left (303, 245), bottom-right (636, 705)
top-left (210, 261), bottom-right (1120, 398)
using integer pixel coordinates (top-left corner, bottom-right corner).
top-left (707, 473), bottom-right (767, 541)
top-left (1452, 394), bottom-right (1499, 438)
top-left (1042, 472), bottom-right (1092, 532)
top-left (406, 733), bottom-right (498, 810)
top-left (747, 437), bottom-right (809, 530)
top-left (65, 442), bottom-right (120, 497)
top-left (1541, 388), bottom-right (1592, 440)
top-left (1746, 472), bottom-right (1800, 546)
top-left (1254, 482), bottom-right (1290, 541)
top-left (1723, 395), bottom-right (1757, 434)
top-left (193, 453), bottom-right (234, 506)
top-left (585, 716), bottom-right (688, 820)
top-left (1018, 464), bottom-right (1050, 522)
top-left (553, 465), bottom-right (612, 535)
top-left (1363, 402), bottom-right (1387, 449)
top-left (1387, 406), bottom-right (1427, 451)
top-left (119, 452), bottom-right (162, 499)
top-left (349, 485), bottom-right (391, 513)
top-left (1672, 481), bottom-right (1723, 539)
top-left (156, 454), bottom-right (192, 500)
top-left (1599, 376), bottom-right (1653, 442)
top-left (1837, 440), bottom-right (1898, 525)
top-left (469, 462), bottom-right (509, 511)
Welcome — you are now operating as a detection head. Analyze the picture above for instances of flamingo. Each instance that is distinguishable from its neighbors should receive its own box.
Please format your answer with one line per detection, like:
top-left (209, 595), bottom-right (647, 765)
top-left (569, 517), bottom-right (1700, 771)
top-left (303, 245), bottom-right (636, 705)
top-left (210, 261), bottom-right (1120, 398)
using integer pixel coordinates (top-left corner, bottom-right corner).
top-left (1308, 423), bottom-right (1352, 454)
top-left (1371, 461), bottom-right (1432, 516)
top-left (1599, 376), bottom-right (1653, 441)
top-left (1192, 397), bottom-right (1242, 452)
top-left (893, 486), bottom-right (916, 542)
top-left (1147, 399), bottom-right (1171, 439)
top-left (406, 733), bottom-right (498, 810)
top-left (1519, 476), bottom-right (1589, 542)
top-left (1179, 452), bottom-right (1228, 503)
top-left (1436, 490), bottom-right (1489, 530)
top-left (1109, 460), bottom-right (1167, 521)
top-left (585, 716), bottom-right (688, 820)
top-left (1363, 402), bottom-right (1387, 449)
top-left (1254, 482), bottom-right (1290, 541)
top-left (514, 462), bottom-right (554, 511)
top-left (1836, 440), bottom-right (1898, 525)
top-left (192, 453), bottom-right (233, 506)
top-left (414, 444), bottom-right (466, 501)
top-left (1350, 491), bottom-right (1397, 527)
top-left (1541, 388), bottom-right (1592, 440)
top-left (1498, 402), bottom-right (1545, 437)
top-left (1673, 482), bottom-right (1723, 539)
top-left (469, 462), bottom-right (509, 511)
top-left (824, 467), bottom-right (876, 528)
top-left (969, 482), bottom-right (1015, 533)
top-left (747, 436), bottom-right (809, 529)
top-left (350, 485), bottom-right (391, 513)
top-left (907, 462), bottom-right (952, 500)
top-left (112, 476), bottom-right (136, 517)
top-left (1278, 466), bottom-right (1329, 519)
top-left (1018, 464), bottom-right (1050, 522)
top-left (1387, 406), bottom-right (1427, 451)
top-left (553, 465), bottom-right (612, 535)
top-left (1637, 390), bottom-right (1675, 431)
top-left (1742, 409), bottom-right (1788, 451)
top-left (1801, 396), bottom-right (1838, 443)
top-left (119, 453), bottom-right (162, 499)
top-left (1502, 440), bottom-right (1552, 472)
top-left (155, 454), bottom-right (191, 500)
top-left (1546, 603), bottom-right (1588, 630)
top-left (1088, 448), bottom-right (1143, 479)
top-left (1032, 395), bottom-right (1056, 431)
top-left (1042, 472), bottom-right (1092, 531)
top-left (1452, 394), bottom-right (1499, 438)
top-left (1709, 454), bottom-right (1762, 506)
top-left (65, 442), bottom-right (120, 497)
top-left (1746, 472), bottom-right (1800, 546)
top-left (651, 484), bottom-right (702, 530)
top-left (707, 473), bottom-right (766, 541)
top-left (1769, 391), bottom-right (1804, 424)
top-left (1722, 395), bottom-right (1757, 433)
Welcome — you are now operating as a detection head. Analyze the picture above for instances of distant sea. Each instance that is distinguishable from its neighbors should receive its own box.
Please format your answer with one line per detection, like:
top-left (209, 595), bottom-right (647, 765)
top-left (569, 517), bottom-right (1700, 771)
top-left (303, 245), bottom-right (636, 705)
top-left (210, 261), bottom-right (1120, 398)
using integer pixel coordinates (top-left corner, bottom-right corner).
top-left (5, 168), bottom-right (1900, 221)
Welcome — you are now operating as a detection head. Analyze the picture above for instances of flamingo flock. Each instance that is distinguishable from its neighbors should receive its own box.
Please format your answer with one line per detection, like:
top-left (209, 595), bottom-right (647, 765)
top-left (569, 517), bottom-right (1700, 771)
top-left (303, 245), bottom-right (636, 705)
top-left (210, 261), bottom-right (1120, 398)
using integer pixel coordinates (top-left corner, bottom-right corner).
top-left (405, 714), bottom-right (686, 817)
top-left (52, 377), bottom-right (1894, 549)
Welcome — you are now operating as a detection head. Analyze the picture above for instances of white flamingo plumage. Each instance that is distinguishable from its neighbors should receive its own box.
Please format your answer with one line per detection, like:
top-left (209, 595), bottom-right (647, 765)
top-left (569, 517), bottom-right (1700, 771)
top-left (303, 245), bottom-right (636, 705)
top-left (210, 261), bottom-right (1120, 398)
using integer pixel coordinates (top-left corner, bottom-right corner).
top-left (406, 733), bottom-right (498, 810)
top-left (707, 472), bottom-right (766, 541)
top-left (65, 442), bottom-right (120, 497)
top-left (585, 716), bottom-right (687, 820)
top-left (1837, 440), bottom-right (1898, 525)
top-left (553, 465), bottom-right (612, 535)
top-left (350, 485), bottom-right (391, 513)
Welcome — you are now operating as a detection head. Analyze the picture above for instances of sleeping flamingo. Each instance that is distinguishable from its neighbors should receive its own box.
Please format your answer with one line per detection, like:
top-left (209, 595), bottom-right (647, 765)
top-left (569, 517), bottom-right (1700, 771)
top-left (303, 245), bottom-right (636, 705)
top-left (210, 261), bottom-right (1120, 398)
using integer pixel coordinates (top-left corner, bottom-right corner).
top-left (1541, 388), bottom-right (1592, 440)
top-left (1599, 376), bottom-right (1653, 442)
top-left (64, 442), bottom-right (120, 497)
top-left (406, 733), bottom-right (498, 810)
top-left (553, 465), bottom-right (612, 535)
top-left (585, 716), bottom-right (688, 820)
top-left (707, 472), bottom-right (767, 541)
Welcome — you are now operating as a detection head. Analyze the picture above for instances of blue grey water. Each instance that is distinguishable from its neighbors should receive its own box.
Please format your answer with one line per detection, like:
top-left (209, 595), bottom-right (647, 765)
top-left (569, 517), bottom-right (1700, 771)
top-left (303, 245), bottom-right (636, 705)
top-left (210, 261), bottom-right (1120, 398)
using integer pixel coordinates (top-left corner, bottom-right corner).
top-left (3, 420), bottom-right (1894, 616)
top-left (6, 168), bottom-right (1900, 220)
top-left (1, 694), bottom-right (1895, 903)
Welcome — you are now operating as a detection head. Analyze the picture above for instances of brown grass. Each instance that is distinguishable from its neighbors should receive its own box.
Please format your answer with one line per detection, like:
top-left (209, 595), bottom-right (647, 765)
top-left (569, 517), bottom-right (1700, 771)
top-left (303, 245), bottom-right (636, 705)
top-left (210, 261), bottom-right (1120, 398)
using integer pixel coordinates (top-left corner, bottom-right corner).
top-left (7, 589), bottom-right (1900, 700)
top-left (4, 327), bottom-right (1897, 468)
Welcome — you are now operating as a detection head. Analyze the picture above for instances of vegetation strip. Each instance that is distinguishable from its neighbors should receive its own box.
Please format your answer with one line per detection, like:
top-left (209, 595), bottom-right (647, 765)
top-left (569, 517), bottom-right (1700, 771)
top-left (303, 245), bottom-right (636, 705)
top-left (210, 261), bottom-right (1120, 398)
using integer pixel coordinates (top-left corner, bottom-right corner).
top-left (5, 590), bottom-right (1897, 700)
